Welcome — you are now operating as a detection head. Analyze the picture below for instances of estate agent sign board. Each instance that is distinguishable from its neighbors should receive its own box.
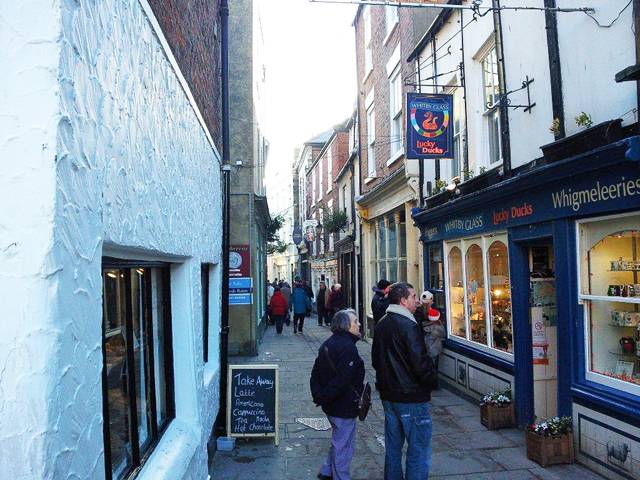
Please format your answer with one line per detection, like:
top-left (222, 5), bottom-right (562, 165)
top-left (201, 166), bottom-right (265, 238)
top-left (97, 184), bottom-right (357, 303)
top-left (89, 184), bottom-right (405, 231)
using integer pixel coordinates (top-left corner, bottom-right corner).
top-left (227, 364), bottom-right (279, 445)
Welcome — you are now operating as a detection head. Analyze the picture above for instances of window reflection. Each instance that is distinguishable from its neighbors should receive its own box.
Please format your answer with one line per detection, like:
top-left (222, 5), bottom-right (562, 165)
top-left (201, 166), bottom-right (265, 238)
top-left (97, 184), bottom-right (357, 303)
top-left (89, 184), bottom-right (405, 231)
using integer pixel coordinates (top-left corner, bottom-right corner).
top-left (465, 243), bottom-right (487, 345)
top-left (448, 246), bottom-right (465, 338)
top-left (103, 269), bottom-right (133, 479)
top-left (488, 241), bottom-right (512, 352)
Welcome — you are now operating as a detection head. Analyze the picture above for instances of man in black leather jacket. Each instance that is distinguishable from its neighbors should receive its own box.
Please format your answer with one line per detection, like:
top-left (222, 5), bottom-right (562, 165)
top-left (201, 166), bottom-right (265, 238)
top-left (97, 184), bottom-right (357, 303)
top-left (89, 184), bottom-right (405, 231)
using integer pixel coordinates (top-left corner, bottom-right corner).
top-left (372, 282), bottom-right (436, 480)
top-left (371, 279), bottom-right (391, 324)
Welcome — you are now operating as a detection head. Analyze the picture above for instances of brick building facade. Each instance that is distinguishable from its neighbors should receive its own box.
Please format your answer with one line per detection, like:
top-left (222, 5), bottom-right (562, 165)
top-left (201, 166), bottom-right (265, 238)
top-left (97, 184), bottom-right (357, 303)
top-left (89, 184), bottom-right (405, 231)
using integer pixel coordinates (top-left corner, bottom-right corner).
top-left (353, 4), bottom-right (437, 332)
top-left (148, 0), bottom-right (222, 147)
top-left (306, 121), bottom-right (350, 298)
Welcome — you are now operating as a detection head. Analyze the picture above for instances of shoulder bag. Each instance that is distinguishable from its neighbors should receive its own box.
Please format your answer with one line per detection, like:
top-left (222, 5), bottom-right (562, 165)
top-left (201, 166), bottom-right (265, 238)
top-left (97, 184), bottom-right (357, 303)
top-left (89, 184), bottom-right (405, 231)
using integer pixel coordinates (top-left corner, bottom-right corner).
top-left (323, 346), bottom-right (371, 421)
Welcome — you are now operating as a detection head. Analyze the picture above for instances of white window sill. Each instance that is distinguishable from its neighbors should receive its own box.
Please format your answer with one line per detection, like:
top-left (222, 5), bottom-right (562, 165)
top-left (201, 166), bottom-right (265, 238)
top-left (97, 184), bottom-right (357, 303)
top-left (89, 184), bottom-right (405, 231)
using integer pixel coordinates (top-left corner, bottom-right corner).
top-left (383, 21), bottom-right (398, 46)
top-left (137, 420), bottom-right (199, 480)
top-left (363, 67), bottom-right (373, 84)
top-left (445, 335), bottom-right (514, 362)
top-left (364, 176), bottom-right (377, 184)
top-left (386, 150), bottom-right (404, 167)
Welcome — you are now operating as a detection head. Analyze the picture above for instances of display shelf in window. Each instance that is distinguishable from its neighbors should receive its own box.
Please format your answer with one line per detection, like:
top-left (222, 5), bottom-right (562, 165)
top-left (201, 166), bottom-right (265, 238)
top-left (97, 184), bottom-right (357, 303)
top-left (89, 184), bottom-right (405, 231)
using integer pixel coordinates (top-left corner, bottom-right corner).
top-left (579, 214), bottom-right (640, 394)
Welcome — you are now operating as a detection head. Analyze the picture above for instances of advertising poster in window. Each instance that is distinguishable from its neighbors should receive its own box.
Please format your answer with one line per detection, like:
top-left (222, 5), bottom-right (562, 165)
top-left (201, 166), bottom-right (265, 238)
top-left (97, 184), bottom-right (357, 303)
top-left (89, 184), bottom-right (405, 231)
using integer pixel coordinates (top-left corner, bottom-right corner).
top-left (406, 92), bottom-right (454, 160)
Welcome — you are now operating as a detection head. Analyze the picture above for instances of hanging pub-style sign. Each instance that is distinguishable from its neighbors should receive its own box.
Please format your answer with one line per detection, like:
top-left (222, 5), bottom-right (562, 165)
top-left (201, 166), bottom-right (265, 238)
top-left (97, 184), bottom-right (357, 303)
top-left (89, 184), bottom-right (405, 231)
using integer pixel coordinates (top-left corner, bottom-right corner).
top-left (406, 92), bottom-right (454, 160)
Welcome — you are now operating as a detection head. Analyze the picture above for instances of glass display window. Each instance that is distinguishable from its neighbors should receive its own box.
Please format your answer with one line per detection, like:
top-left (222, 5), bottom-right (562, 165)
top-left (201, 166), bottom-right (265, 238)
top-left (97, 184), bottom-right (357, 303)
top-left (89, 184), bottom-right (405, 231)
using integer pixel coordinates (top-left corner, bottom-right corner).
top-left (488, 240), bottom-right (513, 353)
top-left (444, 233), bottom-right (513, 358)
top-left (578, 213), bottom-right (640, 395)
top-left (465, 241), bottom-right (487, 344)
top-left (447, 243), bottom-right (465, 339)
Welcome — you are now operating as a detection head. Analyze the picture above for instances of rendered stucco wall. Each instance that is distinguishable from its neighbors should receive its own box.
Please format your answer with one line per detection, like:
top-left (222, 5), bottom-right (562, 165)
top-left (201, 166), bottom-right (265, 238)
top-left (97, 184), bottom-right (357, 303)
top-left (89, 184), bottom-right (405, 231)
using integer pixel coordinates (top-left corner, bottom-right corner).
top-left (0, 1), bottom-right (62, 478)
top-left (1, 0), bottom-right (222, 478)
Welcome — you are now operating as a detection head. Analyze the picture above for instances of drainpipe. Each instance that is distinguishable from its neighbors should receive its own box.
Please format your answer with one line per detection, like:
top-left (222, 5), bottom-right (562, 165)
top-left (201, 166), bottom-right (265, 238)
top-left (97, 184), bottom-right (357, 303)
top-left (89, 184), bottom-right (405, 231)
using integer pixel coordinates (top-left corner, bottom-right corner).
top-left (215, 0), bottom-right (231, 437)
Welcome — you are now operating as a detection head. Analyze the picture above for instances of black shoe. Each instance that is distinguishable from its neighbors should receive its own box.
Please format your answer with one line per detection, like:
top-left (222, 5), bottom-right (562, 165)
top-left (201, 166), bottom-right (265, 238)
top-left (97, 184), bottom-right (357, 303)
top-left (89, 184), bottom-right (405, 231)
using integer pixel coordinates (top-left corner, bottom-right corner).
top-left (317, 474), bottom-right (332, 480)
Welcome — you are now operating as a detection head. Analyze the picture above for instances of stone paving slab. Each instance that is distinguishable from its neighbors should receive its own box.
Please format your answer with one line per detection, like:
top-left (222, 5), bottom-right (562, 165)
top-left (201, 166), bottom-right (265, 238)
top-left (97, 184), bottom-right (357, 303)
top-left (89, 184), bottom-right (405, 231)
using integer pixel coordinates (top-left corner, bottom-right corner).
top-left (210, 320), bottom-right (604, 479)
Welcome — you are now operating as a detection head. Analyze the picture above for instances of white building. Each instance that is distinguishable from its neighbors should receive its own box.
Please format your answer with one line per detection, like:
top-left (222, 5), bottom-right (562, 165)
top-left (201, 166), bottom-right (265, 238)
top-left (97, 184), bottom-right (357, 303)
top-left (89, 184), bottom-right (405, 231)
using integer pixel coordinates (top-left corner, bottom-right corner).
top-left (0, 1), bottom-right (223, 479)
top-left (410, 2), bottom-right (639, 478)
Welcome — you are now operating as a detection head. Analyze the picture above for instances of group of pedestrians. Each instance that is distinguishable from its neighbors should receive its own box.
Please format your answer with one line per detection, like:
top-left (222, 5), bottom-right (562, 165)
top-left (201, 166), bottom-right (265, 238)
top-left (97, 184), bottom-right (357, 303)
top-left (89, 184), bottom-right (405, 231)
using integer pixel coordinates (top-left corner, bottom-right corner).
top-left (267, 277), bottom-right (348, 335)
top-left (315, 281), bottom-right (346, 327)
top-left (310, 281), bottom-right (444, 480)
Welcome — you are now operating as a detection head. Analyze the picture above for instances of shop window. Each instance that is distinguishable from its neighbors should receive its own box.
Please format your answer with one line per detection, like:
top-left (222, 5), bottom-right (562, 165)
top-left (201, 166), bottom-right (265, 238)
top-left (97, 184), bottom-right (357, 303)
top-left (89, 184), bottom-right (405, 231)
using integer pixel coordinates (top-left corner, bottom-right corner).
top-left (578, 213), bottom-right (640, 394)
top-left (488, 241), bottom-right (512, 352)
top-left (202, 264), bottom-right (210, 363)
top-left (466, 242), bottom-right (487, 345)
top-left (428, 243), bottom-right (446, 310)
top-left (369, 212), bottom-right (407, 291)
top-left (102, 262), bottom-right (174, 480)
top-left (447, 244), bottom-right (465, 338)
top-left (445, 234), bottom-right (512, 356)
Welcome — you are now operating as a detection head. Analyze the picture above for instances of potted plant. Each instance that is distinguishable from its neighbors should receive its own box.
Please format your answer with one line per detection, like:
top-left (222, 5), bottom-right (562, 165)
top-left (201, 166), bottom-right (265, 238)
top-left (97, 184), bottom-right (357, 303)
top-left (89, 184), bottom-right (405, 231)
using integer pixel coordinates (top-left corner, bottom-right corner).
top-left (540, 113), bottom-right (623, 162)
top-left (479, 389), bottom-right (515, 430)
top-left (526, 416), bottom-right (575, 467)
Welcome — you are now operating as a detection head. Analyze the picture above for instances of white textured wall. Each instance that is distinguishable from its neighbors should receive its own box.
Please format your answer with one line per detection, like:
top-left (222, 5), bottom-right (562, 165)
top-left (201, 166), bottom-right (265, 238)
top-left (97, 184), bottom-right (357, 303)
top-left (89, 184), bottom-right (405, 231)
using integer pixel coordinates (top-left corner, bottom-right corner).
top-left (1, 0), bottom-right (222, 478)
top-left (0, 1), bottom-right (62, 479)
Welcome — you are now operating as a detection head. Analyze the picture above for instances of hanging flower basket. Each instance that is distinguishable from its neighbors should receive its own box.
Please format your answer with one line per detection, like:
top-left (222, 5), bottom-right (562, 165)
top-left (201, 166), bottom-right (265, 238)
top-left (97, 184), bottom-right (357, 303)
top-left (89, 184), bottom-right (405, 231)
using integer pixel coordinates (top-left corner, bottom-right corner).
top-left (479, 389), bottom-right (515, 430)
top-left (526, 417), bottom-right (575, 467)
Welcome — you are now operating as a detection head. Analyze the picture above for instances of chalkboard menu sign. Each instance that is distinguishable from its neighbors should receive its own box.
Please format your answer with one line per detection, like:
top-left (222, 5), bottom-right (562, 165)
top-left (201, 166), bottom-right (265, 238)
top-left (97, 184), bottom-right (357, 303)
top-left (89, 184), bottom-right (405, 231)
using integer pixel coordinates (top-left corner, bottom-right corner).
top-left (227, 364), bottom-right (279, 445)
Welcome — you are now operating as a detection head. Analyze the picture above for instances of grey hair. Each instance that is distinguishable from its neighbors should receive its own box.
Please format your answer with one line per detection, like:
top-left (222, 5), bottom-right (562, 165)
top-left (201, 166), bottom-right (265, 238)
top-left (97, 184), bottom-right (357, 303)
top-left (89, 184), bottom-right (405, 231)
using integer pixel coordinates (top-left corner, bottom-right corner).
top-left (331, 308), bottom-right (357, 333)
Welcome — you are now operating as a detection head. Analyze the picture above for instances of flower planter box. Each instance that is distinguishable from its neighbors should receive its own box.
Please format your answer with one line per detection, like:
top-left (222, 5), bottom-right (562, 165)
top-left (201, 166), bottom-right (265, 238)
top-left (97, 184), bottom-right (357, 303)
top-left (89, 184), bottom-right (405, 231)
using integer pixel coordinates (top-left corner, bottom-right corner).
top-left (540, 119), bottom-right (623, 162)
top-left (526, 431), bottom-right (575, 467)
top-left (480, 403), bottom-right (515, 430)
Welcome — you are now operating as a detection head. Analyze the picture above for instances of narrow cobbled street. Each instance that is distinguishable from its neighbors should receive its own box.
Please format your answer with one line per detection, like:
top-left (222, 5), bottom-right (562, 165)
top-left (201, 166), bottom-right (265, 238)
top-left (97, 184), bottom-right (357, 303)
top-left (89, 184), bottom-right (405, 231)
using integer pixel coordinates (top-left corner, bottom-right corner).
top-left (210, 319), bottom-right (604, 480)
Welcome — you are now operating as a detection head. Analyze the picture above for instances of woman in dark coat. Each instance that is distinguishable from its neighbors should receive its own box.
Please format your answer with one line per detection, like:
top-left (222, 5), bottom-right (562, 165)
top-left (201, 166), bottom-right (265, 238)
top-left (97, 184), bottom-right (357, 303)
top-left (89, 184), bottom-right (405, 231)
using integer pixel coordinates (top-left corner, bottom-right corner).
top-left (310, 309), bottom-right (365, 480)
top-left (327, 283), bottom-right (346, 321)
top-left (316, 281), bottom-right (330, 326)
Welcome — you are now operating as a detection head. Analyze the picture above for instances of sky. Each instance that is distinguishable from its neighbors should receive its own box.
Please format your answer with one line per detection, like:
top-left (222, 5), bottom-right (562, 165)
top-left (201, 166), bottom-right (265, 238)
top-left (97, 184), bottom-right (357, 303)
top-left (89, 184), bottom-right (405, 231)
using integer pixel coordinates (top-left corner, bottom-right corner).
top-left (259, 0), bottom-right (357, 218)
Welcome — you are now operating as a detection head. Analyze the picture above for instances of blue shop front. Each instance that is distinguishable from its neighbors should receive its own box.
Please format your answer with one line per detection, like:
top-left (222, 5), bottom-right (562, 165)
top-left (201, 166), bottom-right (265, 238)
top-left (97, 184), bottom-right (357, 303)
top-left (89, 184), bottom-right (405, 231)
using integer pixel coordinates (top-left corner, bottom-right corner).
top-left (414, 136), bottom-right (640, 479)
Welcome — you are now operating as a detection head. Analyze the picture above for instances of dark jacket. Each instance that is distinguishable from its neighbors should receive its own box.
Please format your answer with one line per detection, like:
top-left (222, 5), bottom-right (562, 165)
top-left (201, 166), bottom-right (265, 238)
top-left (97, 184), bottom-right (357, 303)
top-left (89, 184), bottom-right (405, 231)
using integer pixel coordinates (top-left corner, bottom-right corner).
top-left (372, 304), bottom-right (436, 403)
top-left (310, 330), bottom-right (365, 418)
top-left (316, 288), bottom-right (327, 313)
top-left (371, 290), bottom-right (389, 324)
top-left (327, 289), bottom-right (345, 313)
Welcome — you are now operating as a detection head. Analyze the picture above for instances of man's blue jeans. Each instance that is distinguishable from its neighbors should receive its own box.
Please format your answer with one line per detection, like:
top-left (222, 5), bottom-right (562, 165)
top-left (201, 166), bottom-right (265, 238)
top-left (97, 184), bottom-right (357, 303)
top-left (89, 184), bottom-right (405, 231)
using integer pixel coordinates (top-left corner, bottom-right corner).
top-left (382, 400), bottom-right (432, 480)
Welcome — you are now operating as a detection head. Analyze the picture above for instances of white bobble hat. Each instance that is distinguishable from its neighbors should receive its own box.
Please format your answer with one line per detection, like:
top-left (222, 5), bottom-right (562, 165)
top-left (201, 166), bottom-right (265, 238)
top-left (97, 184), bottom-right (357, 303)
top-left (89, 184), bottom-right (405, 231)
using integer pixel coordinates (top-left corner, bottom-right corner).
top-left (420, 290), bottom-right (434, 304)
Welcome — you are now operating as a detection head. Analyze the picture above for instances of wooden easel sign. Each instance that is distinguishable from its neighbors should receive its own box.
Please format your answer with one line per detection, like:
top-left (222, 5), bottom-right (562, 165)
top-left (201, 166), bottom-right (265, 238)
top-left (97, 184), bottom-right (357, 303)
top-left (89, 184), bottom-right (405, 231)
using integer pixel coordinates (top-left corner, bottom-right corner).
top-left (227, 364), bottom-right (279, 445)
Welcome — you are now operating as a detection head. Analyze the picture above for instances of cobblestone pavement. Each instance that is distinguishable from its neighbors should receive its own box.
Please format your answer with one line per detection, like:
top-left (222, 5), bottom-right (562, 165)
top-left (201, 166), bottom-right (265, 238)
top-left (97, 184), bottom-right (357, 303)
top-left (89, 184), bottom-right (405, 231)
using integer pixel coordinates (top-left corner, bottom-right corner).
top-left (210, 319), bottom-right (603, 480)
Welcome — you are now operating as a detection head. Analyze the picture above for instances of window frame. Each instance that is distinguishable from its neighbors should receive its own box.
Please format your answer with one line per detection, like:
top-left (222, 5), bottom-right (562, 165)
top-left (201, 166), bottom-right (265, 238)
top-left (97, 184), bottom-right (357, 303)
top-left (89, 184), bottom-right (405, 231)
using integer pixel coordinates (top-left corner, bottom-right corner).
top-left (366, 105), bottom-right (376, 178)
top-left (576, 212), bottom-right (640, 397)
top-left (326, 147), bottom-right (333, 194)
top-left (101, 258), bottom-right (175, 480)
top-left (202, 263), bottom-right (210, 363)
top-left (363, 6), bottom-right (372, 79)
top-left (384, 5), bottom-right (399, 41)
top-left (370, 211), bottom-right (407, 285)
top-left (480, 44), bottom-right (502, 168)
top-left (443, 234), bottom-right (514, 360)
top-left (388, 65), bottom-right (403, 161)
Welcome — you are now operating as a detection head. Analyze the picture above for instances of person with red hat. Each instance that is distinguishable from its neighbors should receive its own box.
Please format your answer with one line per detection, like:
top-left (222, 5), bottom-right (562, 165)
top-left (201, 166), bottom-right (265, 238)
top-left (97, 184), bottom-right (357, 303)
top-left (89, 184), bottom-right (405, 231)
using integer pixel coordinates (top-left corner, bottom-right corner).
top-left (416, 290), bottom-right (445, 389)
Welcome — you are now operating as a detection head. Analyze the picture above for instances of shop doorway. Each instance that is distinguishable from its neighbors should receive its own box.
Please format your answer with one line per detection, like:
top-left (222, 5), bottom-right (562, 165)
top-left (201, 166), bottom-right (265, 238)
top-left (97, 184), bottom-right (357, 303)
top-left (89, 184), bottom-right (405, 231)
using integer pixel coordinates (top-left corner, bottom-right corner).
top-left (528, 244), bottom-right (558, 420)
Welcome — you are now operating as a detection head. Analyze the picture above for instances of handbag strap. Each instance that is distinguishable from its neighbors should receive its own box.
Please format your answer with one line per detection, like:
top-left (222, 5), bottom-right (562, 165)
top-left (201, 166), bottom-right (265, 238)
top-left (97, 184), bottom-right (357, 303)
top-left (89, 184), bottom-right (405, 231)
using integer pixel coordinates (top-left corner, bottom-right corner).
top-left (323, 345), bottom-right (364, 400)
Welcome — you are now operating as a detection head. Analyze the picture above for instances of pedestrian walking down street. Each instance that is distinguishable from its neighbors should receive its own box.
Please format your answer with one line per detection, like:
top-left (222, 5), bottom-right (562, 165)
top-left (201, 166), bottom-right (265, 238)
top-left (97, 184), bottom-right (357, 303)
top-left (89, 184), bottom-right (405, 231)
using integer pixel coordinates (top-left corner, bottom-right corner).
top-left (327, 283), bottom-right (345, 323)
top-left (280, 281), bottom-right (292, 326)
top-left (310, 309), bottom-right (365, 480)
top-left (289, 278), bottom-right (311, 334)
top-left (372, 282), bottom-right (437, 480)
top-left (316, 281), bottom-right (330, 326)
top-left (269, 287), bottom-right (288, 334)
top-left (371, 279), bottom-right (391, 324)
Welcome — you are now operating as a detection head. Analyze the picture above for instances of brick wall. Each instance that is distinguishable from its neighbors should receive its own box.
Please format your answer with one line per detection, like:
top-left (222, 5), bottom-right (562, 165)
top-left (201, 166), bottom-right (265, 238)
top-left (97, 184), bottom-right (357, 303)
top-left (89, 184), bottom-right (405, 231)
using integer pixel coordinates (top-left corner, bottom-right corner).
top-left (148, 0), bottom-right (222, 147)
top-left (355, 4), bottom-right (437, 195)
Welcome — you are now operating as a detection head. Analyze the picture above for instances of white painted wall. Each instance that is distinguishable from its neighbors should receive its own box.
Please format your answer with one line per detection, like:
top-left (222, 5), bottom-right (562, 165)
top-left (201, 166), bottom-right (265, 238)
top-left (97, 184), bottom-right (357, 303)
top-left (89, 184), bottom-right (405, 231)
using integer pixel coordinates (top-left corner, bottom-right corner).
top-left (0, 0), bottom-right (223, 479)
top-left (415, 0), bottom-right (637, 182)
